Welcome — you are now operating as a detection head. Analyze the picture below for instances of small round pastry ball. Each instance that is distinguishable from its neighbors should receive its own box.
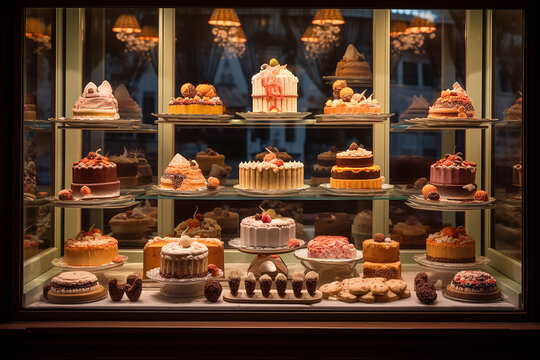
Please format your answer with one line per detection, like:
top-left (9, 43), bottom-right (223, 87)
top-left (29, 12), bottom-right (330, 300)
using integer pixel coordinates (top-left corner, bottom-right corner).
top-left (204, 279), bottom-right (223, 302)
top-left (332, 80), bottom-right (347, 92)
top-left (475, 190), bottom-right (489, 201)
top-left (422, 184), bottom-right (437, 199)
top-left (416, 282), bottom-right (437, 304)
top-left (427, 191), bottom-right (440, 201)
top-left (339, 87), bottom-right (354, 101)
top-left (181, 83), bottom-right (197, 98)
top-left (58, 189), bottom-right (73, 201)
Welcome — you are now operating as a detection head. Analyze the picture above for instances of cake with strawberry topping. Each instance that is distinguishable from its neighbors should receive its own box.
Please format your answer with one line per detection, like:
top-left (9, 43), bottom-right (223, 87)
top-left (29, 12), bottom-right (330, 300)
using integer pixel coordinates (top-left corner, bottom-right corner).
top-left (307, 235), bottom-right (356, 259)
top-left (252, 58), bottom-right (298, 112)
top-left (160, 153), bottom-right (219, 191)
top-left (72, 80), bottom-right (119, 120)
top-left (426, 226), bottom-right (475, 263)
top-left (239, 208), bottom-right (296, 248)
top-left (446, 270), bottom-right (501, 301)
top-left (429, 152), bottom-right (477, 200)
top-left (428, 82), bottom-right (476, 118)
top-left (330, 142), bottom-right (383, 189)
top-left (64, 228), bottom-right (118, 266)
top-left (71, 149), bottom-right (120, 199)
top-left (238, 148), bottom-right (304, 190)
top-left (168, 83), bottom-right (223, 115)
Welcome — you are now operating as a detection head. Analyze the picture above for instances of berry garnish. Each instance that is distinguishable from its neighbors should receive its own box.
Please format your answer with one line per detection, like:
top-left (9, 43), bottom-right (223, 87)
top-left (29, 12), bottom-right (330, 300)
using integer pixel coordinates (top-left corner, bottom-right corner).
top-left (373, 233), bottom-right (386, 242)
top-left (80, 185), bottom-right (91, 196)
top-left (270, 158), bottom-right (284, 167)
top-left (261, 214), bottom-right (272, 223)
top-left (263, 152), bottom-right (277, 162)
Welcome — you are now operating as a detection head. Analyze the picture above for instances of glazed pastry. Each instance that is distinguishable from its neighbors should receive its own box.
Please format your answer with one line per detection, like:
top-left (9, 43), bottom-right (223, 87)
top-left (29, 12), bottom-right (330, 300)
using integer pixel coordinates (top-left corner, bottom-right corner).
top-left (204, 279), bottom-right (223, 302)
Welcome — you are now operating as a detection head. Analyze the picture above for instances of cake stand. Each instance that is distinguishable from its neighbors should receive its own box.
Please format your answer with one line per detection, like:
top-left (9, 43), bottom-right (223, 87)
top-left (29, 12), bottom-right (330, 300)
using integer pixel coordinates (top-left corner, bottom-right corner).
top-left (153, 186), bottom-right (222, 198)
top-left (233, 184), bottom-right (310, 198)
top-left (406, 194), bottom-right (496, 211)
top-left (294, 248), bottom-right (363, 285)
top-left (319, 183), bottom-right (394, 197)
top-left (228, 238), bottom-right (305, 277)
top-left (145, 268), bottom-right (223, 298)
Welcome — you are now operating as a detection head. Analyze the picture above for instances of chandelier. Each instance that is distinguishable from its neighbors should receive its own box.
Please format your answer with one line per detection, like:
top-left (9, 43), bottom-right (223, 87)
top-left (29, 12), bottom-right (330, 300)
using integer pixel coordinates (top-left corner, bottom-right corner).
top-left (390, 16), bottom-right (436, 56)
top-left (208, 8), bottom-right (246, 58)
top-left (25, 17), bottom-right (52, 54)
top-left (302, 9), bottom-right (344, 59)
top-left (112, 14), bottom-right (158, 59)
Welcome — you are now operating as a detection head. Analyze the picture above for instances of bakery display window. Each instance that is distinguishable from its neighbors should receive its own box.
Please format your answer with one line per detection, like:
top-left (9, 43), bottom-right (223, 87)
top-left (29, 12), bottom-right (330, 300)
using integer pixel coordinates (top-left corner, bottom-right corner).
top-left (14, 7), bottom-right (530, 321)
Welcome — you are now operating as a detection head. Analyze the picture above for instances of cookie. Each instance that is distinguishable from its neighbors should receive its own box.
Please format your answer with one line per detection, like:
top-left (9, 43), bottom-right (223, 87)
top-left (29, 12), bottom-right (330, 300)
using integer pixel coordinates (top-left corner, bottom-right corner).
top-left (337, 290), bottom-right (358, 303)
top-left (348, 280), bottom-right (371, 296)
top-left (358, 292), bottom-right (376, 303)
top-left (399, 288), bottom-right (411, 298)
top-left (373, 290), bottom-right (400, 302)
top-left (370, 282), bottom-right (389, 296)
top-left (342, 277), bottom-right (363, 290)
top-left (363, 277), bottom-right (387, 284)
top-left (319, 281), bottom-right (343, 299)
top-left (385, 279), bottom-right (407, 295)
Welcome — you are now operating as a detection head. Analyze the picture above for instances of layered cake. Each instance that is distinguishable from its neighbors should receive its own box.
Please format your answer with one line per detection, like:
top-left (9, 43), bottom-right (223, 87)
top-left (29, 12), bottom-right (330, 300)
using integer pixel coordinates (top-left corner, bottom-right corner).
top-left (238, 148), bottom-right (304, 190)
top-left (203, 206), bottom-right (239, 235)
top-left (159, 236), bottom-right (209, 279)
top-left (324, 81), bottom-right (380, 114)
top-left (168, 83), bottom-right (224, 114)
top-left (330, 142), bottom-right (383, 189)
top-left (446, 270), bottom-right (501, 301)
top-left (426, 226), bottom-right (475, 263)
top-left (71, 150), bottom-right (120, 199)
top-left (239, 209), bottom-right (296, 248)
top-left (398, 95), bottom-right (430, 122)
top-left (174, 213), bottom-right (222, 239)
top-left (72, 80), bottom-right (119, 120)
top-left (311, 146), bottom-right (338, 184)
top-left (513, 161), bottom-right (522, 186)
top-left (109, 147), bottom-right (139, 189)
top-left (504, 93), bottom-right (522, 121)
top-left (307, 235), bottom-right (356, 259)
top-left (114, 84), bottom-right (142, 120)
top-left (362, 233), bottom-right (401, 280)
top-left (428, 82), bottom-right (476, 118)
top-left (63, 228), bottom-right (118, 266)
top-left (254, 146), bottom-right (292, 162)
top-left (252, 58), bottom-right (298, 112)
top-left (429, 152), bottom-right (477, 200)
top-left (45, 271), bottom-right (106, 303)
top-left (335, 44), bottom-right (372, 78)
top-left (391, 216), bottom-right (429, 248)
top-left (314, 212), bottom-right (351, 239)
top-left (109, 206), bottom-right (152, 239)
top-left (160, 153), bottom-right (219, 191)
top-left (196, 148), bottom-right (231, 178)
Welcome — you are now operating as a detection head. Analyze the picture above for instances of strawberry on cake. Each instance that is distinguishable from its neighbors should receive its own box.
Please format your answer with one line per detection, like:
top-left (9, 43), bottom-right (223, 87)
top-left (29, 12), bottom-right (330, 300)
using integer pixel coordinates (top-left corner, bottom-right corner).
top-left (307, 235), bottom-right (356, 259)
top-left (428, 82), bottom-right (476, 118)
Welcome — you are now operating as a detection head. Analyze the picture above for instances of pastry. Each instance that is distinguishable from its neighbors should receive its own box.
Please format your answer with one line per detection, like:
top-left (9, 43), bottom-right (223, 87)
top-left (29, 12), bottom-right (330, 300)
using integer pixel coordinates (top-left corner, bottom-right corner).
top-left (259, 274), bottom-right (272, 297)
top-left (239, 208), bottom-right (296, 248)
top-left (48, 271), bottom-right (101, 295)
top-left (337, 290), bottom-right (358, 303)
top-left (319, 281), bottom-right (343, 299)
top-left (125, 277), bottom-right (142, 301)
top-left (305, 271), bottom-right (319, 296)
top-left (130, 150), bottom-right (153, 186)
top-left (335, 44), bottom-right (372, 78)
top-left (204, 279), bottom-right (223, 302)
top-left (446, 270), bottom-right (501, 301)
top-left (275, 273), bottom-right (288, 297)
top-left (168, 83), bottom-right (223, 114)
top-left (174, 209), bottom-right (222, 239)
top-left (244, 272), bottom-right (256, 297)
top-left (252, 58), bottom-right (298, 112)
top-left (352, 209), bottom-right (372, 235)
top-left (109, 148), bottom-right (139, 189)
top-left (330, 142), bottom-right (383, 189)
top-left (196, 148), bottom-right (231, 177)
top-left (428, 82), bottom-right (476, 118)
top-left (370, 282), bottom-right (389, 296)
top-left (358, 292), bottom-right (376, 303)
top-left (311, 146), bottom-right (338, 184)
top-left (324, 82), bottom-right (380, 114)
top-left (362, 233), bottom-right (400, 263)
top-left (64, 228), bottom-right (118, 266)
top-left (416, 282), bottom-right (437, 304)
top-left (414, 272), bottom-right (429, 291)
top-left (109, 206), bottom-right (151, 239)
top-left (203, 206), bottom-right (239, 235)
top-left (71, 150), bottom-right (120, 199)
top-left (391, 216), bottom-right (429, 248)
top-left (314, 212), bottom-right (351, 239)
top-left (254, 146), bottom-right (292, 162)
top-left (398, 95), bottom-right (430, 122)
top-left (348, 280), bottom-right (371, 296)
top-left (363, 261), bottom-right (401, 280)
top-left (384, 279), bottom-right (408, 295)
top-left (429, 152), bottom-right (477, 200)
top-left (291, 272), bottom-right (304, 298)
top-left (160, 153), bottom-right (215, 191)
top-left (307, 235), bottom-right (356, 259)
top-left (373, 290), bottom-right (400, 302)
top-left (114, 84), bottom-right (142, 120)
top-left (228, 269), bottom-right (242, 296)
top-left (426, 226), bottom-right (475, 263)
top-left (108, 279), bottom-right (125, 301)
top-left (159, 236), bottom-right (208, 279)
top-left (23, 160), bottom-right (37, 194)
top-left (72, 80), bottom-right (119, 120)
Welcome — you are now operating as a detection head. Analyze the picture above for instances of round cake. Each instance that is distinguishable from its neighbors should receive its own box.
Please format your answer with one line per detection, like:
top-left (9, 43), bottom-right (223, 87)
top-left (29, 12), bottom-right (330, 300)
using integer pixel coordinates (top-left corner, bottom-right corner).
top-left (330, 142), bottom-right (382, 189)
top-left (239, 210), bottom-right (296, 248)
top-left (428, 82), bottom-right (476, 118)
top-left (71, 150), bottom-right (120, 199)
top-left (311, 146), bottom-right (338, 184)
top-left (430, 152), bottom-right (477, 200)
top-left (63, 228), bottom-right (118, 266)
top-left (159, 237), bottom-right (209, 279)
top-left (72, 80), bottom-right (119, 120)
top-left (391, 216), bottom-right (429, 248)
top-left (196, 148), bottom-right (227, 177)
top-left (426, 226), bottom-right (475, 263)
top-left (168, 83), bottom-right (224, 115)
top-left (239, 149), bottom-right (304, 190)
top-left (49, 271), bottom-right (100, 295)
top-left (335, 44), bottom-right (372, 78)
top-left (251, 59), bottom-right (298, 113)
top-left (160, 153), bottom-right (208, 191)
top-left (203, 207), bottom-right (239, 235)
top-left (109, 206), bottom-right (152, 239)
top-left (362, 236), bottom-right (400, 263)
top-left (314, 212), bottom-right (351, 239)
top-left (307, 235), bottom-right (356, 259)
top-left (109, 148), bottom-right (139, 189)
top-left (446, 270), bottom-right (501, 301)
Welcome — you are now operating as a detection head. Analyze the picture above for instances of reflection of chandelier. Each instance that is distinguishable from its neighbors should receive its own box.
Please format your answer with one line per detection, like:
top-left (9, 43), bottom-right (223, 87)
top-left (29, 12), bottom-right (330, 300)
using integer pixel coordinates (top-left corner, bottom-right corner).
top-left (312, 9), bottom-right (345, 25)
top-left (391, 17), bottom-right (436, 55)
top-left (209, 9), bottom-right (245, 58)
top-left (112, 15), bottom-right (157, 59)
top-left (302, 10), bottom-right (345, 59)
top-left (25, 17), bottom-right (52, 54)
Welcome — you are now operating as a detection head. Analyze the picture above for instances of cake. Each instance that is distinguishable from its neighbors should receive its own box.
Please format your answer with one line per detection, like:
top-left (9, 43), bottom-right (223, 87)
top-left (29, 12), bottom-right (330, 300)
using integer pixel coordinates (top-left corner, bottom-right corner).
top-left (174, 211), bottom-right (222, 239)
top-left (251, 58), bottom-right (298, 112)
top-left (504, 93), bottom-right (522, 120)
top-left (159, 236), bottom-right (209, 279)
top-left (196, 148), bottom-right (231, 178)
top-left (446, 270), bottom-right (501, 301)
top-left (45, 271), bottom-right (106, 303)
top-left (429, 152), bottom-right (477, 200)
top-left (311, 146), bottom-right (338, 184)
top-left (71, 150), bottom-right (120, 199)
top-left (314, 212), bottom-right (351, 239)
top-left (391, 216), bottom-right (430, 248)
top-left (335, 44), bottom-right (372, 78)
top-left (133, 150), bottom-right (153, 185)
top-left (352, 209), bottom-right (372, 235)
top-left (23, 238), bottom-right (39, 260)
top-left (324, 81), bottom-right (380, 114)
top-left (63, 228), bottom-right (118, 266)
top-left (238, 148), bottom-right (304, 190)
top-left (426, 226), bottom-right (475, 263)
top-left (398, 95), bottom-right (430, 122)
top-left (109, 206), bottom-right (152, 239)
top-left (203, 206), bottom-right (239, 235)
top-left (254, 146), bottom-right (292, 162)
top-left (330, 142), bottom-right (383, 189)
top-left (259, 199), bottom-right (304, 238)
top-left (513, 161), bottom-right (522, 186)
top-left (428, 82), bottom-right (476, 118)
top-left (160, 153), bottom-right (218, 191)
top-left (114, 84), bottom-right (142, 120)
top-left (168, 83), bottom-right (224, 114)
top-left (239, 209), bottom-right (296, 248)
top-left (72, 80), bottom-right (119, 120)
top-left (307, 235), bottom-right (356, 259)
top-left (362, 233), bottom-right (401, 280)
top-left (109, 147), bottom-right (139, 189)
top-left (24, 103), bottom-right (37, 120)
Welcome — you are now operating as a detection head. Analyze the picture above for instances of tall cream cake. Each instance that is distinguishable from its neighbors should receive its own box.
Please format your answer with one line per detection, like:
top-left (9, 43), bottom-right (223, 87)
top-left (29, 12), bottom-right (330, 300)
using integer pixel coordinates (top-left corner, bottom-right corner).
top-left (251, 59), bottom-right (298, 112)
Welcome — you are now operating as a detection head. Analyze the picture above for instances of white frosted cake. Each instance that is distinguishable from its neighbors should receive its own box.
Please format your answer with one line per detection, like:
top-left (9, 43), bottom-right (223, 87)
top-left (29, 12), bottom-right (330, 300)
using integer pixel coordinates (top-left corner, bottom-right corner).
top-left (251, 59), bottom-right (298, 112)
top-left (238, 160), bottom-right (304, 190)
top-left (159, 237), bottom-right (208, 279)
top-left (240, 211), bottom-right (296, 248)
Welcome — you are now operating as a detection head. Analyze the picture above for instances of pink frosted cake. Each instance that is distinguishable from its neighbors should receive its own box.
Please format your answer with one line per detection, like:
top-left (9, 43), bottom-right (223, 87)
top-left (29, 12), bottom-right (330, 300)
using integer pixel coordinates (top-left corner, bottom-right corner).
top-left (307, 235), bottom-right (356, 259)
top-left (72, 81), bottom-right (119, 120)
top-left (430, 152), bottom-right (477, 200)
top-left (239, 209), bottom-right (296, 248)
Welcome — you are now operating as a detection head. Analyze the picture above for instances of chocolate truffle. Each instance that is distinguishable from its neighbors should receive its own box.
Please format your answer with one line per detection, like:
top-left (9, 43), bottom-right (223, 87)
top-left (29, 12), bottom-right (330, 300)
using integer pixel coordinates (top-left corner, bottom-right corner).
top-left (416, 282), bottom-right (437, 304)
top-left (204, 279), bottom-right (223, 302)
top-left (125, 277), bottom-right (142, 301)
top-left (291, 272), bottom-right (304, 298)
top-left (305, 271), bottom-right (319, 296)
top-left (108, 279), bottom-right (125, 301)
top-left (244, 272), bottom-right (256, 297)
top-left (259, 274), bottom-right (272, 297)
top-left (275, 273), bottom-right (288, 297)
top-left (414, 272), bottom-right (429, 291)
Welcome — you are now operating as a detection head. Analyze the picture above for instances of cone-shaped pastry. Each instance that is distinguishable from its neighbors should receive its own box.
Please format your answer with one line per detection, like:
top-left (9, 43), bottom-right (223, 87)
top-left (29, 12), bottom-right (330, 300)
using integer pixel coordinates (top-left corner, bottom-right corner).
top-left (244, 272), bottom-right (256, 297)
top-left (305, 271), bottom-right (319, 296)
top-left (259, 274), bottom-right (272, 297)
top-left (275, 273), bottom-right (288, 297)
top-left (227, 269), bottom-right (242, 296)
top-left (291, 272), bottom-right (304, 298)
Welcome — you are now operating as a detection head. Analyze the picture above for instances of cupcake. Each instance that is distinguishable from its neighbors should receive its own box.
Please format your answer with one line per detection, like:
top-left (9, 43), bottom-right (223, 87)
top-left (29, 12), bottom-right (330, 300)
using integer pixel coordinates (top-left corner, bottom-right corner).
top-left (227, 269), bottom-right (242, 296)
top-left (259, 274), bottom-right (272, 297)
top-left (275, 273), bottom-right (288, 297)
top-left (291, 272), bottom-right (304, 298)
top-left (305, 271), bottom-right (319, 296)
top-left (244, 272), bottom-right (256, 297)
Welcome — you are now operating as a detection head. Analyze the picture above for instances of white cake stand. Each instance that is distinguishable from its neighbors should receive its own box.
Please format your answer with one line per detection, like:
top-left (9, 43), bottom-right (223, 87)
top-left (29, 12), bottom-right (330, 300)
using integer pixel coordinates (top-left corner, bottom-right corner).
top-left (146, 268), bottom-right (223, 298)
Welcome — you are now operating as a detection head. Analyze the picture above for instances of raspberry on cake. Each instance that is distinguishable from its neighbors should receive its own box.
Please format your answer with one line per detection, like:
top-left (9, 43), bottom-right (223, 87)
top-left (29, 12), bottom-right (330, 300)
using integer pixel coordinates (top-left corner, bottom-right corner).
top-left (428, 82), bottom-right (476, 118)
top-left (71, 149), bottom-right (121, 199)
top-left (307, 235), bottom-right (356, 259)
top-left (252, 59), bottom-right (298, 112)
top-left (330, 142), bottom-right (383, 189)
top-left (72, 80), bottom-right (119, 120)
top-left (426, 226), bottom-right (475, 263)
top-left (429, 152), bottom-right (477, 200)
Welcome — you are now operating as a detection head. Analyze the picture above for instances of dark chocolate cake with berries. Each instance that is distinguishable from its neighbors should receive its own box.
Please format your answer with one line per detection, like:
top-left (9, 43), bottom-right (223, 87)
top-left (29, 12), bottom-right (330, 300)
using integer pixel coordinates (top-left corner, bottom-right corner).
top-left (71, 150), bottom-right (120, 199)
top-left (429, 152), bottom-right (477, 200)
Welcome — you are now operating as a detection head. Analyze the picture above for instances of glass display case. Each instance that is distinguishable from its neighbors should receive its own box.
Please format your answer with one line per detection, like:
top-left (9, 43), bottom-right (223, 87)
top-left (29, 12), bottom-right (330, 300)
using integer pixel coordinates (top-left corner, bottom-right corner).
top-left (8, 5), bottom-right (536, 331)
